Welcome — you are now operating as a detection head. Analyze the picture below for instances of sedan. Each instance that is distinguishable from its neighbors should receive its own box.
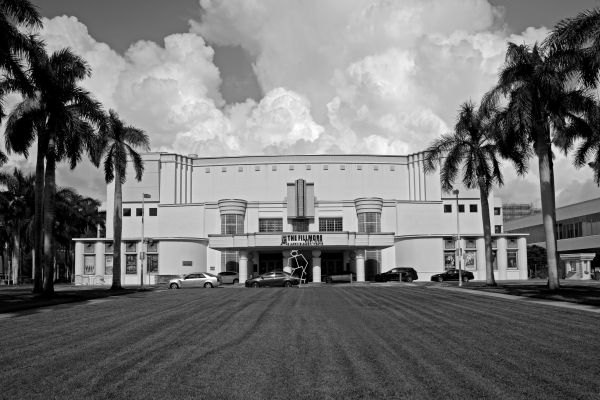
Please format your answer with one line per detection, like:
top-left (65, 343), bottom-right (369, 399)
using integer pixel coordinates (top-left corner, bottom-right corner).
top-left (169, 272), bottom-right (220, 289)
top-left (430, 269), bottom-right (474, 283)
top-left (374, 267), bottom-right (419, 283)
top-left (218, 271), bottom-right (239, 284)
top-left (245, 271), bottom-right (300, 287)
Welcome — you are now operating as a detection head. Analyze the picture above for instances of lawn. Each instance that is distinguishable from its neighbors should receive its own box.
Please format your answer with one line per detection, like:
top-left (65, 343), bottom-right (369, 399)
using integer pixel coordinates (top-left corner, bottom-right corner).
top-left (0, 286), bottom-right (598, 399)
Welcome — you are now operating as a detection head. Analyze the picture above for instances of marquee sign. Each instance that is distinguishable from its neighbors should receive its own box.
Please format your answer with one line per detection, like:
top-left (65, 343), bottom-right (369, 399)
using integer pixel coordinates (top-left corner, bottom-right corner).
top-left (280, 234), bottom-right (323, 246)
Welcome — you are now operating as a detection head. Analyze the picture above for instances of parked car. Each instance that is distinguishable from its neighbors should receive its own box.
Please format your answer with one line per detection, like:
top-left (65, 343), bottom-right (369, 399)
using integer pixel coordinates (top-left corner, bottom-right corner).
top-left (245, 271), bottom-right (300, 287)
top-left (218, 271), bottom-right (239, 284)
top-left (324, 272), bottom-right (356, 284)
top-left (169, 273), bottom-right (220, 289)
top-left (374, 267), bottom-right (419, 282)
top-left (430, 269), bottom-right (474, 283)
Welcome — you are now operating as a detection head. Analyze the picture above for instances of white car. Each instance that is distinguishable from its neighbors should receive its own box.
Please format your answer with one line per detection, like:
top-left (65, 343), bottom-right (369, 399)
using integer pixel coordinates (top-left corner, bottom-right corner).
top-left (169, 273), bottom-right (220, 289)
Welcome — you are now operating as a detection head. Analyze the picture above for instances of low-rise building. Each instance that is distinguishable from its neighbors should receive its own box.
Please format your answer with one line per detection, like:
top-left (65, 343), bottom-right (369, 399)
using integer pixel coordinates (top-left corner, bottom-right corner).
top-left (73, 153), bottom-right (528, 285)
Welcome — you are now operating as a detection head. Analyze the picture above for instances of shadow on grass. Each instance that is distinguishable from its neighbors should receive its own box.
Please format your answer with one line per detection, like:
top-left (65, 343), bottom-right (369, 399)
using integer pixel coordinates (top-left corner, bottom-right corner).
top-left (0, 286), bottom-right (156, 314)
top-left (464, 283), bottom-right (600, 306)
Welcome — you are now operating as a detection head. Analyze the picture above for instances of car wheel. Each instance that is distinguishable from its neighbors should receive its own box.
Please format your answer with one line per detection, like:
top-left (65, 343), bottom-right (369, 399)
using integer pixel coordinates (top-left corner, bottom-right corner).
top-left (204, 282), bottom-right (213, 288)
top-left (252, 282), bottom-right (260, 288)
top-left (437, 276), bottom-right (444, 282)
top-left (405, 276), bottom-right (413, 283)
top-left (284, 281), bottom-right (292, 287)
top-left (170, 283), bottom-right (179, 289)
top-left (233, 279), bottom-right (239, 284)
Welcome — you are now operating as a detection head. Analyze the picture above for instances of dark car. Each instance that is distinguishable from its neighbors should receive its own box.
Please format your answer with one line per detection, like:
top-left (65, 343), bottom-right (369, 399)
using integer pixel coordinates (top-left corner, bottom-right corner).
top-left (430, 269), bottom-right (474, 282)
top-left (245, 271), bottom-right (300, 287)
top-left (374, 267), bottom-right (419, 282)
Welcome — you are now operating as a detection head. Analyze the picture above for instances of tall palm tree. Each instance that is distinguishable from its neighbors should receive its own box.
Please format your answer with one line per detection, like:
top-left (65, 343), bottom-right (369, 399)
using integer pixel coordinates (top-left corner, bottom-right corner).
top-left (483, 43), bottom-right (594, 290)
top-left (96, 109), bottom-right (149, 290)
top-left (424, 101), bottom-right (512, 287)
top-left (4, 47), bottom-right (103, 296)
top-left (0, 0), bottom-right (42, 123)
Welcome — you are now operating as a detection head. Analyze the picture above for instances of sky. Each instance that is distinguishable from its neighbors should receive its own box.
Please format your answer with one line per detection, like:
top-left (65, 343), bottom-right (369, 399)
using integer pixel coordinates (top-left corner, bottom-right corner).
top-left (4, 0), bottom-right (600, 208)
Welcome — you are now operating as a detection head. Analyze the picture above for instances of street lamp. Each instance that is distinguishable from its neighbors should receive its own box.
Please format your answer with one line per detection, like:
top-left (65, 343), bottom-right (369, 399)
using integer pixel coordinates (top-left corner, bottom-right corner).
top-left (140, 193), bottom-right (151, 287)
top-left (452, 189), bottom-right (463, 287)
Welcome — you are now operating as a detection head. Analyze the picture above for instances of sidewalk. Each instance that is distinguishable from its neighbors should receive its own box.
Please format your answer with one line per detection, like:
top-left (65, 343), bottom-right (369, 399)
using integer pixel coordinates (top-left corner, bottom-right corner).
top-left (0, 284), bottom-right (159, 314)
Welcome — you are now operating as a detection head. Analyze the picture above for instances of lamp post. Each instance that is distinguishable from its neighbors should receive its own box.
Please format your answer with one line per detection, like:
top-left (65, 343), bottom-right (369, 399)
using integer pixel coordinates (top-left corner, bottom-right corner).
top-left (140, 193), bottom-right (151, 287)
top-left (452, 189), bottom-right (463, 287)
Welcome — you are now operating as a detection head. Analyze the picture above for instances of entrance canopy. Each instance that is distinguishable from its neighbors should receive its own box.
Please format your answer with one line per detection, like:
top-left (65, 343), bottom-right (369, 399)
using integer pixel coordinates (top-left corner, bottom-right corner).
top-left (208, 232), bottom-right (395, 251)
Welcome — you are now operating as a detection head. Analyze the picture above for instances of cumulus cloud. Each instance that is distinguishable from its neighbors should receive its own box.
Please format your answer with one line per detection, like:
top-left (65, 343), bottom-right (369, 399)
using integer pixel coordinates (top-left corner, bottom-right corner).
top-left (1, 1), bottom-right (590, 206)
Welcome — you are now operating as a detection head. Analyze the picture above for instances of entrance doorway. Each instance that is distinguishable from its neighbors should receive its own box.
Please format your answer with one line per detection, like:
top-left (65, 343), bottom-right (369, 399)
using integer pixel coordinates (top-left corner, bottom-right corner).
top-left (321, 252), bottom-right (344, 276)
top-left (259, 253), bottom-right (282, 275)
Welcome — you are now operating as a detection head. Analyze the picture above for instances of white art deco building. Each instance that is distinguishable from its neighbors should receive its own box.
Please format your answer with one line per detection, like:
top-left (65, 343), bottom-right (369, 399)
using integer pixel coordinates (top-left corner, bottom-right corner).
top-left (73, 152), bottom-right (528, 285)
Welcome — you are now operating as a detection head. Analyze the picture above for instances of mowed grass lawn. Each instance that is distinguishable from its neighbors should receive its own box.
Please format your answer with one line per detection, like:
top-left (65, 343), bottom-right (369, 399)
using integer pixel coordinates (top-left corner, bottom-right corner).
top-left (1, 286), bottom-right (599, 400)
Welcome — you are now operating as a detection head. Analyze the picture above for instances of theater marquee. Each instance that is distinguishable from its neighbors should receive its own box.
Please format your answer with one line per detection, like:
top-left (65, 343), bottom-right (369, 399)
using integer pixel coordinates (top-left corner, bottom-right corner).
top-left (280, 234), bottom-right (323, 246)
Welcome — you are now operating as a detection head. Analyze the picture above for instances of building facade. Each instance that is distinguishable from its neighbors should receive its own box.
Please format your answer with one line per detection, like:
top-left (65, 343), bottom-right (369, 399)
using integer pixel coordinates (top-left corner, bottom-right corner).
top-left (505, 197), bottom-right (600, 279)
top-left (73, 153), bottom-right (528, 285)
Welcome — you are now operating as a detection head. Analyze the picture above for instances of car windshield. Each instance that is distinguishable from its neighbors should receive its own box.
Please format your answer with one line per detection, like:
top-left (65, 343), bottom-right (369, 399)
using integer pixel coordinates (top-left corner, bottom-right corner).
top-left (204, 272), bottom-right (216, 277)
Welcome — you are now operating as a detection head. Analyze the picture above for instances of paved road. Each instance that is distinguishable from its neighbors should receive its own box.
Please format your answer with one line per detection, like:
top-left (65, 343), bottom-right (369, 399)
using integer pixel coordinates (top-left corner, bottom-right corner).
top-left (1, 286), bottom-right (598, 399)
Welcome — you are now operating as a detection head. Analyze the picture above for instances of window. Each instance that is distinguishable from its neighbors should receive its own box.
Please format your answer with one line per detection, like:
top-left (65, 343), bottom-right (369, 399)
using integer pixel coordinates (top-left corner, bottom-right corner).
top-left (444, 239), bottom-right (455, 250)
top-left (319, 217), bottom-right (343, 232)
top-left (291, 219), bottom-right (309, 232)
top-left (373, 165), bottom-right (379, 171)
top-left (444, 204), bottom-right (452, 213)
top-left (221, 214), bottom-right (244, 234)
top-left (136, 208), bottom-right (143, 217)
top-left (105, 243), bottom-right (114, 253)
top-left (470, 204), bottom-right (478, 213)
top-left (458, 204), bottom-right (465, 213)
top-left (125, 254), bottom-right (137, 274)
top-left (444, 251), bottom-right (456, 270)
top-left (149, 208), bottom-right (157, 216)
top-left (123, 208), bottom-right (131, 217)
top-left (465, 239), bottom-right (476, 249)
top-left (84, 255), bottom-right (95, 275)
top-left (105, 255), bottom-right (113, 275)
top-left (464, 251), bottom-right (477, 270)
top-left (205, 167), bottom-right (210, 173)
top-left (84, 243), bottom-right (95, 254)
top-left (494, 207), bottom-right (501, 215)
top-left (507, 250), bottom-right (518, 269)
top-left (125, 242), bottom-right (137, 252)
top-left (494, 225), bottom-right (502, 233)
top-left (221, 251), bottom-right (239, 272)
top-left (358, 213), bottom-right (381, 233)
top-left (259, 218), bottom-right (283, 232)
top-left (147, 242), bottom-right (159, 274)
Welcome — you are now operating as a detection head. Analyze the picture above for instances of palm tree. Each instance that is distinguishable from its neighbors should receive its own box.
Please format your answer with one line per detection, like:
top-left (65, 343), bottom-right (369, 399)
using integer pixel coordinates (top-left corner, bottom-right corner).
top-left (0, 0), bottom-right (42, 123)
top-left (96, 109), bottom-right (149, 290)
top-left (483, 43), bottom-right (594, 290)
top-left (424, 101), bottom-right (512, 287)
top-left (0, 168), bottom-right (34, 284)
top-left (4, 47), bottom-right (103, 296)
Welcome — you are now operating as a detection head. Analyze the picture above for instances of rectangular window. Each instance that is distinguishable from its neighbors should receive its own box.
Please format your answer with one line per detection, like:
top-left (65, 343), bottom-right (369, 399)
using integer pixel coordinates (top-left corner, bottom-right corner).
top-left (205, 167), bottom-right (210, 173)
top-left (291, 219), bottom-right (309, 232)
top-left (136, 208), bottom-right (143, 217)
top-left (358, 213), bottom-right (381, 233)
top-left (105, 255), bottom-right (113, 275)
top-left (458, 204), bottom-right (465, 213)
top-left (255, 166), bottom-right (260, 171)
top-left (357, 165), bottom-right (362, 170)
top-left (125, 242), bottom-right (137, 252)
top-left (259, 218), bottom-right (283, 232)
top-left (494, 207), bottom-right (501, 215)
top-left (465, 239), bottom-right (476, 249)
top-left (319, 217), bottom-right (343, 232)
top-left (444, 204), bottom-right (452, 213)
top-left (221, 214), bottom-right (244, 234)
top-left (125, 254), bottom-right (137, 274)
top-left (105, 242), bottom-right (114, 253)
top-left (507, 250), bottom-right (518, 269)
top-left (147, 241), bottom-right (158, 252)
top-left (444, 239), bottom-right (455, 250)
top-left (465, 250), bottom-right (477, 270)
top-left (221, 250), bottom-right (239, 272)
top-left (390, 165), bottom-right (395, 171)
top-left (123, 208), bottom-right (131, 217)
top-left (373, 165), bottom-right (379, 171)
top-left (340, 165), bottom-right (345, 170)
top-left (147, 254), bottom-right (159, 273)
top-left (470, 204), bottom-right (478, 212)
top-left (149, 208), bottom-right (157, 216)
top-left (84, 255), bottom-right (96, 275)
top-left (492, 250), bottom-right (498, 270)
top-left (495, 225), bottom-right (502, 233)
top-left (444, 251), bottom-right (456, 270)
top-left (83, 243), bottom-right (95, 254)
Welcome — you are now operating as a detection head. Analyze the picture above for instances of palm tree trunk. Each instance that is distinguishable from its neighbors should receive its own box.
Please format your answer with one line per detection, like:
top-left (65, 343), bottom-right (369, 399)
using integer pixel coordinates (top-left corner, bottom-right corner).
top-left (478, 183), bottom-right (496, 286)
top-left (535, 130), bottom-right (560, 290)
top-left (12, 232), bottom-right (20, 285)
top-left (111, 169), bottom-right (123, 290)
top-left (42, 137), bottom-right (56, 296)
top-left (33, 138), bottom-right (45, 293)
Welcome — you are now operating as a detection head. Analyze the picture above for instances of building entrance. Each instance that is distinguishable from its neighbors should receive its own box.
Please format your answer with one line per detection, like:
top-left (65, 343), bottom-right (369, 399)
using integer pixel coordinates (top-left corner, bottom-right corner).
top-left (258, 253), bottom-right (282, 275)
top-left (321, 252), bottom-right (345, 277)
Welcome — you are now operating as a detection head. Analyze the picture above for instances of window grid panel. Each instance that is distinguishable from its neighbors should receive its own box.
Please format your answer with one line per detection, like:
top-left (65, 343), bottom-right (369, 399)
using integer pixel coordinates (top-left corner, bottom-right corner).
top-left (259, 218), bottom-right (283, 232)
top-left (319, 217), bottom-right (343, 232)
top-left (358, 213), bottom-right (381, 233)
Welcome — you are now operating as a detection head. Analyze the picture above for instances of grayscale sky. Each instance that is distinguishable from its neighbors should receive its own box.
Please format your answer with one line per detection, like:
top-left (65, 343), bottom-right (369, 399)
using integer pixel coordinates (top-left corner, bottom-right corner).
top-left (9, 0), bottom-right (600, 206)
